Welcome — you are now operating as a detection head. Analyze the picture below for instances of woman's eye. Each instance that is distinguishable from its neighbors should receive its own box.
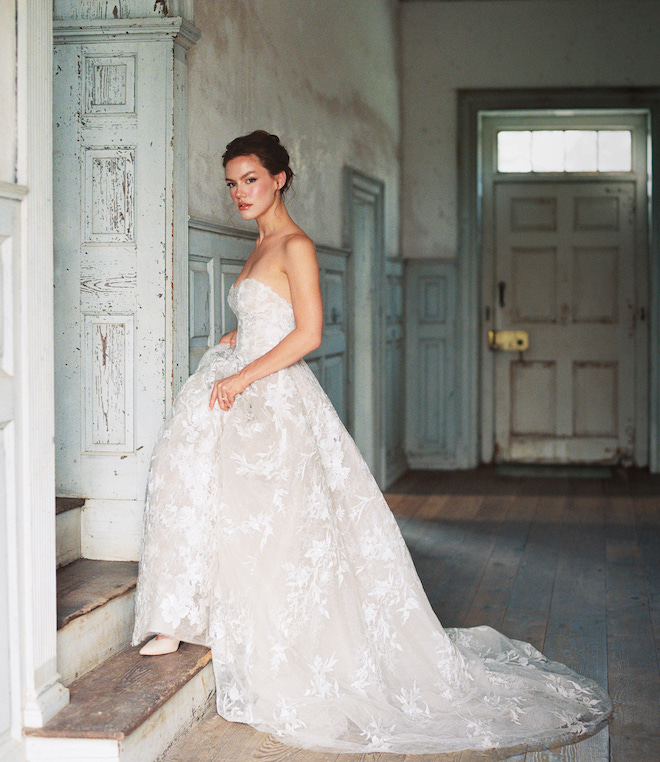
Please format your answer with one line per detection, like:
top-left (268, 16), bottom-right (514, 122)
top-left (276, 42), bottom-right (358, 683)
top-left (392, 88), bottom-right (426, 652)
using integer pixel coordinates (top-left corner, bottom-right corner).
top-left (226, 182), bottom-right (235, 188)
top-left (246, 177), bottom-right (256, 184)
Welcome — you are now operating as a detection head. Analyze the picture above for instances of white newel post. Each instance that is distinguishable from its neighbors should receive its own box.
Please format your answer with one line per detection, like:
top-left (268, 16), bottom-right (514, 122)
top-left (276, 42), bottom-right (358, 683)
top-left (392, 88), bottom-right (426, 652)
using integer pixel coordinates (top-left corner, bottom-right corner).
top-left (15, 0), bottom-right (70, 729)
top-left (53, 5), bottom-right (199, 561)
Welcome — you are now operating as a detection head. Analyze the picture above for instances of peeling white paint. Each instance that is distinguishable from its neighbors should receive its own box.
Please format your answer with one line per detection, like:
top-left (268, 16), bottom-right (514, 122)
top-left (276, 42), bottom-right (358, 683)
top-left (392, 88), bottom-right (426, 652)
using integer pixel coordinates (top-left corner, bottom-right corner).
top-left (83, 315), bottom-right (133, 450)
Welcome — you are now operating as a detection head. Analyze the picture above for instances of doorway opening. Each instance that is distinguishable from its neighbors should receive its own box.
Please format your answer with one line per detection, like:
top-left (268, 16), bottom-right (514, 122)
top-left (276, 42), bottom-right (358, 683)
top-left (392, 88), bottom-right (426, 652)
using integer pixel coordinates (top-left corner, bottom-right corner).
top-left (479, 110), bottom-right (649, 466)
top-left (343, 168), bottom-right (386, 487)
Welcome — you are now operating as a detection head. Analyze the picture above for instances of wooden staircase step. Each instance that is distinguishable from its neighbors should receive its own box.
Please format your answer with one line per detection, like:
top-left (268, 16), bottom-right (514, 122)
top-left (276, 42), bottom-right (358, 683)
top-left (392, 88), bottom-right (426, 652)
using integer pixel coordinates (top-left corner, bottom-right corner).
top-left (56, 496), bottom-right (85, 515)
top-left (25, 642), bottom-right (214, 761)
top-left (57, 558), bottom-right (138, 629)
top-left (27, 642), bottom-right (211, 739)
top-left (57, 559), bottom-right (139, 685)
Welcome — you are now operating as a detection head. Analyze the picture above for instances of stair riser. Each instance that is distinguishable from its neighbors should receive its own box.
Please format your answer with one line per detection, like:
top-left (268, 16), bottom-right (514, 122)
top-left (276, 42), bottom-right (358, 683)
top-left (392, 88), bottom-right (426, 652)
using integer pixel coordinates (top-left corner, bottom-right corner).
top-left (56, 508), bottom-right (81, 568)
top-left (24, 737), bottom-right (118, 761)
top-left (25, 663), bottom-right (215, 762)
top-left (122, 663), bottom-right (215, 762)
top-left (58, 590), bottom-right (135, 685)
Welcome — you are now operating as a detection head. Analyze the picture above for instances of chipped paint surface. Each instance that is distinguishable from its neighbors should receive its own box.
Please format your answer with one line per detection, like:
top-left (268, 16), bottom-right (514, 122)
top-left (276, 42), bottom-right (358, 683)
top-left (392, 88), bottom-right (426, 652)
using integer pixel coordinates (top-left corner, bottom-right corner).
top-left (54, 26), bottom-right (179, 501)
top-left (87, 317), bottom-right (133, 449)
top-left (87, 150), bottom-right (135, 241)
top-left (53, 0), bottom-right (193, 20)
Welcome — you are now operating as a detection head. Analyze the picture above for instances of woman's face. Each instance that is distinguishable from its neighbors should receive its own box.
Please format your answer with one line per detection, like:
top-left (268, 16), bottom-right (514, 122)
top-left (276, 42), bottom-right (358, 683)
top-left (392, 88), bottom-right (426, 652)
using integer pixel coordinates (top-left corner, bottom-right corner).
top-left (224, 154), bottom-right (284, 220)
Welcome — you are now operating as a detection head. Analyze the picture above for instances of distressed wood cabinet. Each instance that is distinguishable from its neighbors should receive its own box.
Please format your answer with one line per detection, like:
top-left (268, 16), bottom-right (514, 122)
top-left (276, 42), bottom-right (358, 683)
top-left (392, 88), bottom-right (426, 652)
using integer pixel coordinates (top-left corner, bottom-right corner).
top-left (53, 10), bottom-right (199, 560)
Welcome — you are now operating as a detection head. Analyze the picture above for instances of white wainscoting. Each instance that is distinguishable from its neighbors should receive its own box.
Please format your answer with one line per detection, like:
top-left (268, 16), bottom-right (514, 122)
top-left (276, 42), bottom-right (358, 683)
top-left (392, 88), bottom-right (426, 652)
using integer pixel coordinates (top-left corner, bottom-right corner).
top-left (188, 220), bottom-right (351, 423)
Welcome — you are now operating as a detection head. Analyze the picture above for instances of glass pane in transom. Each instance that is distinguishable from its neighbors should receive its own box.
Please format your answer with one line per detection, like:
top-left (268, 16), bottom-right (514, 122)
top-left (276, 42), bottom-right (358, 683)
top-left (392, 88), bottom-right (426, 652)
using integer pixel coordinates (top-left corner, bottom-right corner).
top-left (497, 131), bottom-right (532, 172)
top-left (565, 131), bottom-right (598, 172)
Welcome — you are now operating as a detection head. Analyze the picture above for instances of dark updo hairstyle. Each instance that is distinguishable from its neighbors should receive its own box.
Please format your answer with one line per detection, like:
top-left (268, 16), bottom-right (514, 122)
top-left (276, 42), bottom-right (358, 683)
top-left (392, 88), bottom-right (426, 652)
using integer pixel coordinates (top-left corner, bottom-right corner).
top-left (222, 130), bottom-right (294, 198)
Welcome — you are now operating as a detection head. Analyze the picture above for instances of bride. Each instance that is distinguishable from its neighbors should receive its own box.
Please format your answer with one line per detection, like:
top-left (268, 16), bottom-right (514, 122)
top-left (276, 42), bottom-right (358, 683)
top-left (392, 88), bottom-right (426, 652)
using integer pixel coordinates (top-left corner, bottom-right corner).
top-left (132, 130), bottom-right (611, 754)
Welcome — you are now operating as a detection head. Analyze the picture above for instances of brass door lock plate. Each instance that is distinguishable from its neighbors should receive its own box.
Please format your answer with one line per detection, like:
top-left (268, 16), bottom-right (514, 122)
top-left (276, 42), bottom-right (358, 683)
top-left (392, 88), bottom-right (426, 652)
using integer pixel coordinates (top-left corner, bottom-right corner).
top-left (488, 330), bottom-right (529, 351)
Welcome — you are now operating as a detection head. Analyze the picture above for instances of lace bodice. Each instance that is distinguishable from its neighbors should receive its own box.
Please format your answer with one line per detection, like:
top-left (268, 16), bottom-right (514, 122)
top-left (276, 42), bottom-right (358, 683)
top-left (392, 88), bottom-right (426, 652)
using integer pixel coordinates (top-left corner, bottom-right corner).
top-left (230, 278), bottom-right (296, 363)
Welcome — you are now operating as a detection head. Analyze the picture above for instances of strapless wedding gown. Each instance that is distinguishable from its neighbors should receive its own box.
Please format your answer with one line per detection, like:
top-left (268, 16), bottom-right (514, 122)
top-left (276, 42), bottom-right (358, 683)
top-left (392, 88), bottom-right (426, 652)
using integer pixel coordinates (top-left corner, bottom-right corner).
top-left (133, 277), bottom-right (610, 754)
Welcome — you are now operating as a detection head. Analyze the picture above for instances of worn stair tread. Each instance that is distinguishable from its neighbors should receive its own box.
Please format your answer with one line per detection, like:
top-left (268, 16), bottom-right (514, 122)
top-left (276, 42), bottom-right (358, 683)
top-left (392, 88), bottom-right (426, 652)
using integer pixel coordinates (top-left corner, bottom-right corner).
top-left (56, 496), bottom-right (85, 515)
top-left (57, 558), bottom-right (139, 630)
top-left (25, 642), bottom-right (212, 740)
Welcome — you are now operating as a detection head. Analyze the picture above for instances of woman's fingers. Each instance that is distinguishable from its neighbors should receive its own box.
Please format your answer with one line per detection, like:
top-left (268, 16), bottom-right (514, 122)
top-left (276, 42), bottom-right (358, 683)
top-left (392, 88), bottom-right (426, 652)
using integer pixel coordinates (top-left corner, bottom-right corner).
top-left (209, 381), bottom-right (223, 409)
top-left (210, 380), bottom-right (236, 410)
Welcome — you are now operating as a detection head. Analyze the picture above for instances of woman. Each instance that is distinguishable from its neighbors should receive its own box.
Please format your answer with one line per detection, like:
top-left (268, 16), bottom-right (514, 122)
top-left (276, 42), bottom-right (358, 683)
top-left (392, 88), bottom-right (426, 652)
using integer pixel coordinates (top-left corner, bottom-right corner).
top-left (133, 131), bottom-right (610, 754)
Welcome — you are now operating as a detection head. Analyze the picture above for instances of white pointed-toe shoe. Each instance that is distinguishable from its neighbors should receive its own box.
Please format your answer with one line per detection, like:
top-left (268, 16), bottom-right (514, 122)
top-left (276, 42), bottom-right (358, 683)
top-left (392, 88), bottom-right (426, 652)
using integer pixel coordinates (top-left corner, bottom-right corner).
top-left (139, 635), bottom-right (181, 656)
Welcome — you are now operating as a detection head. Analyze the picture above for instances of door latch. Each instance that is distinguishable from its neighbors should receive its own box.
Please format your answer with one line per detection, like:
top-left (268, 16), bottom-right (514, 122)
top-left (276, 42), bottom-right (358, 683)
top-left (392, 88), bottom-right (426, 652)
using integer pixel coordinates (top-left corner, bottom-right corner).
top-left (488, 330), bottom-right (529, 351)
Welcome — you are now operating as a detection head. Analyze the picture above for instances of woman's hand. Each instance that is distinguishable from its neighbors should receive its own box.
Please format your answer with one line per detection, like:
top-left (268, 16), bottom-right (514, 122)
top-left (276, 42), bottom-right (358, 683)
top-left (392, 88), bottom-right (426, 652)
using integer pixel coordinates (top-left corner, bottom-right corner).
top-left (218, 329), bottom-right (237, 348)
top-left (209, 234), bottom-right (321, 412)
top-left (209, 371), bottom-right (247, 411)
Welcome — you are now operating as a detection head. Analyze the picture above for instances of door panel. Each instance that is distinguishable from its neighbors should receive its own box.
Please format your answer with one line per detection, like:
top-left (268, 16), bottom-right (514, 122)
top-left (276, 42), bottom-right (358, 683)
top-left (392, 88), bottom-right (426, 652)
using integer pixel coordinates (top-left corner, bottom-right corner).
top-left (493, 181), bottom-right (636, 464)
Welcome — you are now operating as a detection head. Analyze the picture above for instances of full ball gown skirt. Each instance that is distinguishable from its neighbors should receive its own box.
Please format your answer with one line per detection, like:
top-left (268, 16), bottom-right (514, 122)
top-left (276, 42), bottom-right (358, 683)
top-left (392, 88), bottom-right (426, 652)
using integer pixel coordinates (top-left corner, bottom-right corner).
top-left (132, 277), bottom-right (611, 754)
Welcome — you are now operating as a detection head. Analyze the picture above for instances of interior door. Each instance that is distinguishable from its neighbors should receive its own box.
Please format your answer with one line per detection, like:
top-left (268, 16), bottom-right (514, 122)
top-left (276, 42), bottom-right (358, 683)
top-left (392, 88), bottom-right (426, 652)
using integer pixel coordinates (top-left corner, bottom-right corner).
top-left (492, 180), bottom-right (637, 464)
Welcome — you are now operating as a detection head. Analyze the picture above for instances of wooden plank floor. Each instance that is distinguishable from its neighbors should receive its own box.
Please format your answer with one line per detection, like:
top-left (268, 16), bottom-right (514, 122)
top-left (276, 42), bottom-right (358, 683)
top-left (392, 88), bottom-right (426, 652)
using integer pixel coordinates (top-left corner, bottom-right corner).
top-left (159, 468), bottom-right (660, 762)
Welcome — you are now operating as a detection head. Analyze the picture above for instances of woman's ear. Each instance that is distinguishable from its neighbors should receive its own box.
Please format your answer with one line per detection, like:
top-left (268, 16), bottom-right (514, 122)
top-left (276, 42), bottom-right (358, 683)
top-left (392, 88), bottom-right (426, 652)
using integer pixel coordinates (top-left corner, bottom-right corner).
top-left (276, 171), bottom-right (287, 191)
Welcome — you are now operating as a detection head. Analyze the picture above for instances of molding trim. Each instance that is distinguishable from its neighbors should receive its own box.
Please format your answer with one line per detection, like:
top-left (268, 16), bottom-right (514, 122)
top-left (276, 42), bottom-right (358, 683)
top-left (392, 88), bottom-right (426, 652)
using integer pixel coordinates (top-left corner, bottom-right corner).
top-left (173, 18), bottom-right (201, 50)
top-left (17, 0), bottom-right (70, 727)
top-left (53, 16), bottom-right (201, 47)
top-left (189, 217), bottom-right (257, 241)
top-left (0, 182), bottom-right (28, 202)
top-left (343, 166), bottom-right (387, 487)
top-left (188, 217), bottom-right (351, 258)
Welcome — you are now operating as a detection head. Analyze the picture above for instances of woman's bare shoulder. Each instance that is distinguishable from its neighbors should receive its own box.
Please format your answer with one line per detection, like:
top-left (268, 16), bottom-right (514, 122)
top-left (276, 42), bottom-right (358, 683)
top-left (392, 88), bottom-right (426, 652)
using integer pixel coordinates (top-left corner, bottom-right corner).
top-left (282, 230), bottom-right (316, 264)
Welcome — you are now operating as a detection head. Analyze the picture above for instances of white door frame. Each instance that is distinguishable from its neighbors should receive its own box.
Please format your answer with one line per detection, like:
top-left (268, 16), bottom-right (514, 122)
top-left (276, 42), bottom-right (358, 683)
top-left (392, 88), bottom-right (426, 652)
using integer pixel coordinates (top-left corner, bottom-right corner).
top-left (0, 0), bottom-right (71, 746)
top-left (343, 168), bottom-right (386, 487)
top-left (457, 88), bottom-right (660, 472)
top-left (480, 111), bottom-right (649, 466)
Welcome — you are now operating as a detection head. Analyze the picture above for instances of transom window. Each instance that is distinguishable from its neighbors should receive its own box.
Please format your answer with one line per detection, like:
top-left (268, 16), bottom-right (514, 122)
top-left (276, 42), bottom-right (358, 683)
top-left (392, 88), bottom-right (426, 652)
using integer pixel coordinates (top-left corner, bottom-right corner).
top-left (497, 130), bottom-right (632, 173)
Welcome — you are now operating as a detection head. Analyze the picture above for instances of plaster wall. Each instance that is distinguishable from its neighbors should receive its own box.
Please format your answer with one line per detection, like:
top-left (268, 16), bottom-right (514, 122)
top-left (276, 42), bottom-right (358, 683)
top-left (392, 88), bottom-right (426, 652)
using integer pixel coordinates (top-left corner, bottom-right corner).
top-left (401, 0), bottom-right (660, 259)
top-left (0, 0), bottom-right (16, 184)
top-left (188, 0), bottom-right (400, 256)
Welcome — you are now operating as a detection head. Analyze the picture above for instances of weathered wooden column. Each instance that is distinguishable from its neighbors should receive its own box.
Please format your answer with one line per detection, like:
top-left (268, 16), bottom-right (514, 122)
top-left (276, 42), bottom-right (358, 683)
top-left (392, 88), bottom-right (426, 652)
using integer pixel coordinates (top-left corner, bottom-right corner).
top-left (53, 1), bottom-right (199, 560)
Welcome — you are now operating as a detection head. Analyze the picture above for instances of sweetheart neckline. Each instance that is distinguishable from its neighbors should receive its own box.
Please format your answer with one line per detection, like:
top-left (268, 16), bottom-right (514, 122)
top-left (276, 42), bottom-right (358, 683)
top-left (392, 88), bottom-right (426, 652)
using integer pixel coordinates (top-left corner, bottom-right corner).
top-left (232, 277), bottom-right (293, 308)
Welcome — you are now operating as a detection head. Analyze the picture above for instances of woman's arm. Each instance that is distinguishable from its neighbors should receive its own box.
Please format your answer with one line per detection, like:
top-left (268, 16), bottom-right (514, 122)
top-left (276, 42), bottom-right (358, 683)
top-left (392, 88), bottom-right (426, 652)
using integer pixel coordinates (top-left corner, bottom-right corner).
top-left (209, 235), bottom-right (322, 411)
top-left (218, 329), bottom-right (237, 348)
